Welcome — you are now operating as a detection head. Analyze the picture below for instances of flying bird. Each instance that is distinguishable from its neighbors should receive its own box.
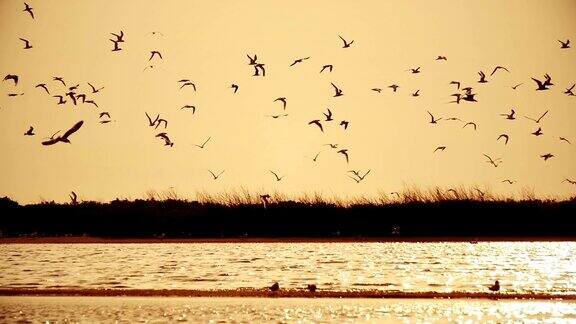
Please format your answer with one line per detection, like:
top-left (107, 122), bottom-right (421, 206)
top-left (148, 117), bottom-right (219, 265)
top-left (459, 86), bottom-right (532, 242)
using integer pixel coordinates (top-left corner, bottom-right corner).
top-left (531, 76), bottom-right (550, 90)
top-left (483, 154), bottom-right (502, 167)
top-left (372, 88), bottom-right (382, 93)
top-left (324, 143), bottom-right (338, 149)
top-left (180, 82), bottom-right (196, 91)
top-left (111, 31), bottom-right (125, 42)
top-left (436, 56), bottom-right (447, 60)
top-left (146, 112), bottom-right (159, 127)
top-left (290, 57), bottom-right (310, 67)
top-left (407, 67), bottom-right (420, 74)
top-left (208, 170), bottom-right (225, 180)
top-left (41, 121), bottom-right (84, 146)
top-left (338, 35), bottom-right (354, 48)
top-left (412, 90), bottom-right (420, 97)
top-left (497, 134), bottom-right (509, 145)
top-left (155, 118), bottom-right (168, 129)
top-left (320, 65), bottom-right (333, 73)
top-left (331, 83), bottom-right (343, 97)
top-left (564, 84), bottom-right (575, 96)
top-left (388, 84), bottom-right (399, 92)
top-left (274, 97), bottom-right (287, 110)
top-left (500, 109), bottom-right (516, 120)
top-left (149, 51), bottom-right (162, 61)
top-left (19, 38), bottom-right (32, 49)
top-left (340, 120), bottom-right (349, 130)
top-left (110, 39), bottom-right (122, 52)
top-left (449, 81), bottom-right (460, 89)
top-left (24, 126), bottom-right (34, 136)
top-left (52, 76), bottom-right (66, 86)
top-left (194, 137), bottom-right (211, 149)
top-left (463, 122), bottom-right (477, 130)
top-left (540, 153), bottom-right (554, 161)
top-left (559, 39), bottom-right (570, 49)
top-left (490, 66), bottom-right (509, 76)
top-left (247, 54), bottom-right (258, 65)
top-left (531, 127), bottom-right (543, 136)
top-left (231, 84), bottom-right (239, 93)
top-left (478, 71), bottom-right (488, 83)
top-left (427, 111), bottom-right (441, 124)
top-left (88, 82), bottom-right (104, 93)
top-left (323, 108), bottom-right (333, 121)
top-left (156, 133), bottom-right (174, 147)
top-left (99, 112), bottom-right (110, 119)
top-left (433, 146), bottom-right (446, 153)
top-left (266, 113), bottom-right (289, 119)
top-left (502, 179), bottom-right (516, 184)
top-left (253, 63), bottom-right (265, 76)
top-left (3, 74), bottom-right (18, 86)
top-left (450, 93), bottom-right (461, 104)
top-left (337, 149), bottom-right (349, 163)
top-left (146, 31), bottom-right (164, 37)
top-left (75, 94), bottom-right (86, 103)
top-left (559, 137), bottom-right (571, 144)
top-left (524, 110), bottom-right (548, 123)
top-left (65, 91), bottom-right (77, 105)
top-left (563, 179), bottom-right (576, 185)
top-left (511, 83), bottom-right (523, 90)
top-left (181, 105), bottom-right (196, 114)
top-left (35, 83), bottom-right (49, 94)
top-left (269, 170), bottom-right (285, 182)
top-left (23, 3), bottom-right (34, 19)
top-left (308, 120), bottom-right (323, 132)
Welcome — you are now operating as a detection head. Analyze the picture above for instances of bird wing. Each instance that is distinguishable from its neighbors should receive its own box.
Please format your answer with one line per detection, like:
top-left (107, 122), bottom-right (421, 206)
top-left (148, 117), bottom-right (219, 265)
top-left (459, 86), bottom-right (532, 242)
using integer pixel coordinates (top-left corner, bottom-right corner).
top-left (427, 111), bottom-right (434, 122)
top-left (62, 121), bottom-right (84, 139)
top-left (338, 35), bottom-right (346, 45)
top-left (531, 78), bottom-right (543, 87)
top-left (537, 110), bottom-right (549, 122)
top-left (269, 170), bottom-right (280, 180)
top-left (42, 137), bottom-right (60, 146)
top-left (208, 170), bottom-right (217, 178)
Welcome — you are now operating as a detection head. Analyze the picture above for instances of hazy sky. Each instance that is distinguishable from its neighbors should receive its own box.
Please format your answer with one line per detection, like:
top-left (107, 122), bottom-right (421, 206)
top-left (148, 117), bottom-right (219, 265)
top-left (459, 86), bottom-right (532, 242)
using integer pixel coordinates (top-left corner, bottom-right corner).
top-left (0, 0), bottom-right (575, 203)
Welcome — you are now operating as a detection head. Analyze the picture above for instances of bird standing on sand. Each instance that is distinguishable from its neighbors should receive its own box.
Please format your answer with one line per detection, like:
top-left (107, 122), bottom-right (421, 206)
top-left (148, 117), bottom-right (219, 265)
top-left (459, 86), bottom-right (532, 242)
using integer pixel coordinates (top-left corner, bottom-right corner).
top-left (24, 126), bottom-right (35, 136)
top-left (307, 284), bottom-right (317, 292)
top-left (269, 282), bottom-right (280, 292)
top-left (488, 280), bottom-right (500, 292)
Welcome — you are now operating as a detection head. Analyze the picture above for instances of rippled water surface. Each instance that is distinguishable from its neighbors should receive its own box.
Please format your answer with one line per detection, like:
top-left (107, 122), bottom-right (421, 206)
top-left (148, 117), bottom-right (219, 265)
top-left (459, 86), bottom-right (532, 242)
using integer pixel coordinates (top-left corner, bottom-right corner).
top-left (1, 242), bottom-right (575, 293)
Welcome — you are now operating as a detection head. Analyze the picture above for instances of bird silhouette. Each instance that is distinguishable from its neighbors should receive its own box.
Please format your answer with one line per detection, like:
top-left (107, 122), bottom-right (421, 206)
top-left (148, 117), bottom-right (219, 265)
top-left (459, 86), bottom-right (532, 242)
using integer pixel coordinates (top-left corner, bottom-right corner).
top-left (324, 143), bottom-right (338, 149)
top-left (563, 179), bottom-right (576, 185)
top-left (348, 169), bottom-right (371, 183)
top-left (3, 74), bottom-right (18, 86)
top-left (340, 120), bottom-right (349, 130)
top-left (337, 149), bottom-right (349, 163)
top-left (338, 35), bottom-right (354, 48)
top-left (323, 108), bottom-right (333, 121)
top-left (84, 100), bottom-right (98, 108)
top-left (23, 3), bottom-right (34, 19)
top-left (52, 76), bottom-right (66, 86)
top-left (543, 74), bottom-right (554, 86)
top-left (99, 112), bottom-right (110, 119)
top-left (502, 179), bottom-right (516, 184)
top-left (501, 109), bottom-right (516, 120)
top-left (149, 51), bottom-right (162, 61)
top-left (483, 154), bottom-right (502, 167)
top-left (488, 280), bottom-right (500, 292)
top-left (269, 170), bottom-right (285, 181)
top-left (309, 152), bottom-right (320, 162)
top-left (65, 92), bottom-right (77, 105)
top-left (490, 66), bottom-right (509, 76)
top-left (428, 111), bottom-right (442, 124)
top-left (558, 39), bottom-right (570, 49)
top-left (274, 97), bottom-right (287, 110)
top-left (388, 84), bottom-right (399, 92)
top-left (463, 122), bottom-right (477, 130)
top-left (208, 169), bottom-right (225, 180)
top-left (531, 76), bottom-right (551, 90)
top-left (146, 112), bottom-right (159, 127)
top-left (42, 121), bottom-right (84, 146)
top-left (35, 83), bottom-right (49, 94)
top-left (564, 84), bottom-right (575, 96)
top-left (75, 93), bottom-right (86, 103)
top-left (541, 153), bottom-right (554, 161)
top-left (436, 56), bottom-right (447, 60)
top-left (308, 120), bottom-right (323, 132)
top-left (155, 119), bottom-right (168, 129)
top-left (19, 38), bottom-right (32, 49)
top-left (181, 105), bottom-right (196, 114)
top-left (307, 284), bottom-right (317, 292)
top-left (434, 146), bottom-right (446, 153)
top-left (156, 133), bottom-right (174, 147)
top-left (266, 113), bottom-right (289, 119)
top-left (372, 88), bottom-right (382, 93)
top-left (407, 67), bottom-right (420, 74)
top-left (449, 81), bottom-right (460, 89)
top-left (524, 110), bottom-right (548, 124)
top-left (450, 93), bottom-right (462, 104)
top-left (231, 84), bottom-right (239, 93)
top-left (290, 57), bottom-right (310, 66)
top-left (331, 83), bottom-right (343, 97)
top-left (478, 71), bottom-right (488, 83)
top-left (180, 82), bottom-right (196, 91)
top-left (24, 126), bottom-right (34, 136)
top-left (247, 54), bottom-right (258, 65)
top-left (531, 127), bottom-right (543, 136)
top-left (320, 65), bottom-right (333, 73)
top-left (194, 137), bottom-right (211, 149)
top-left (110, 39), bottom-right (122, 52)
top-left (269, 282), bottom-right (280, 292)
top-left (497, 134), bottom-right (509, 145)
top-left (411, 89), bottom-right (420, 97)
top-left (69, 191), bottom-right (78, 205)
top-left (253, 63), bottom-right (265, 76)
top-left (88, 82), bottom-right (104, 93)
top-left (462, 93), bottom-right (477, 102)
top-left (111, 31), bottom-right (125, 42)
top-left (511, 83), bottom-right (523, 90)
top-left (559, 137), bottom-right (571, 144)
top-left (52, 95), bottom-right (66, 105)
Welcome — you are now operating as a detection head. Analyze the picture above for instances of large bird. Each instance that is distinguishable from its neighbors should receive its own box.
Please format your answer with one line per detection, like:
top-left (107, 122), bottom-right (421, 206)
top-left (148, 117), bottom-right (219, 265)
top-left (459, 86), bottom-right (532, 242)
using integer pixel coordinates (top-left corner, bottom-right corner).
top-left (42, 121), bottom-right (84, 146)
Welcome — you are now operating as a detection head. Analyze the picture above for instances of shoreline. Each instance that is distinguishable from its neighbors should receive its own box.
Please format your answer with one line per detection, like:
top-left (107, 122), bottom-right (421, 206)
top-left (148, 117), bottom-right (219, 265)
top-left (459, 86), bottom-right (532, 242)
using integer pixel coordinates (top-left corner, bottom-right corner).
top-left (1, 236), bottom-right (575, 244)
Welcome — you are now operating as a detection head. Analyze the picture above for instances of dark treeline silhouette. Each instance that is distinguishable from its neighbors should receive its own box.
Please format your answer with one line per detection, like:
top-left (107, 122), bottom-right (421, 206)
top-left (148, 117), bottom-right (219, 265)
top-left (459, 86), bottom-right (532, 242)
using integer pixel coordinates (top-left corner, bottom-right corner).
top-left (0, 196), bottom-right (575, 238)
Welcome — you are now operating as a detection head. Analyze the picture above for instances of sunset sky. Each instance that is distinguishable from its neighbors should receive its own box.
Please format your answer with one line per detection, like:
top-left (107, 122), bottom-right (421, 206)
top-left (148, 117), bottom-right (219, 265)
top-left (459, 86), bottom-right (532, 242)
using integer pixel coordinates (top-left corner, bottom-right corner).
top-left (0, 0), bottom-right (575, 204)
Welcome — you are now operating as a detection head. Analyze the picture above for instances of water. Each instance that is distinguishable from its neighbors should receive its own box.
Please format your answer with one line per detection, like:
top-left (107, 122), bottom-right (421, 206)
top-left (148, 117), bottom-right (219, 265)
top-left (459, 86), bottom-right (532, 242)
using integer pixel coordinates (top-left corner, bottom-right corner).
top-left (1, 242), bottom-right (575, 294)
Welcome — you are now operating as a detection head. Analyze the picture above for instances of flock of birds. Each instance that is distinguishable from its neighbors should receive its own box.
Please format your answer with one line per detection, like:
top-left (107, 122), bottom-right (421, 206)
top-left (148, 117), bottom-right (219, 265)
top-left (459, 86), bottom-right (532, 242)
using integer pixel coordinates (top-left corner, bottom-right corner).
top-left (2, 3), bottom-right (576, 198)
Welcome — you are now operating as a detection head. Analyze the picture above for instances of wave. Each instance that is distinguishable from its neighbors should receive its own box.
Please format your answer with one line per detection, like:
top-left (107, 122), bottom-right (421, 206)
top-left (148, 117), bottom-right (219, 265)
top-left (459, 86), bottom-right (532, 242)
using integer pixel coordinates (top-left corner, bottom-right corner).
top-left (0, 288), bottom-right (574, 300)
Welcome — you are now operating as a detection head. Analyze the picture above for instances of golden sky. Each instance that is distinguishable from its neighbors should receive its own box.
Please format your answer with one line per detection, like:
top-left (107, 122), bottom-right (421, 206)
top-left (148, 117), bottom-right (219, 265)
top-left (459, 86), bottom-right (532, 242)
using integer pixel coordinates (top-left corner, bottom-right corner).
top-left (0, 0), bottom-right (575, 203)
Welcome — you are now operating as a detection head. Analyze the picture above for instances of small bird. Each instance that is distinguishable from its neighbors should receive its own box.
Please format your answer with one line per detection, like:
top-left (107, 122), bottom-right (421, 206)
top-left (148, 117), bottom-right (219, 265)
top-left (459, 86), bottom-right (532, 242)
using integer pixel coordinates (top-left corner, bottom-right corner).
top-left (7, 93), bottom-right (24, 97)
top-left (463, 122), bottom-right (477, 130)
top-left (269, 282), bottom-right (280, 292)
top-left (524, 110), bottom-right (548, 123)
top-left (35, 83), bottom-right (49, 94)
top-left (180, 82), bottom-right (196, 91)
top-left (75, 94), bottom-right (86, 103)
top-left (87, 82), bottom-right (104, 93)
top-left (511, 83), bottom-right (523, 90)
top-left (3, 74), bottom-right (19, 86)
top-left (274, 97), bottom-right (287, 110)
top-left (156, 133), bottom-right (174, 147)
top-left (564, 84), bottom-right (575, 96)
top-left (338, 35), bottom-right (354, 48)
top-left (253, 63), bottom-right (266, 76)
top-left (69, 191), bottom-right (78, 205)
top-left (19, 38), bottom-right (32, 49)
top-left (194, 137), bottom-right (211, 149)
top-left (111, 31), bottom-right (125, 42)
top-left (412, 90), bottom-right (420, 97)
top-left (146, 112), bottom-right (159, 127)
top-left (110, 39), bottom-right (122, 52)
top-left (84, 100), bottom-right (98, 108)
top-left (531, 77), bottom-right (550, 90)
top-left (337, 149), bottom-right (349, 163)
top-left (269, 170), bottom-right (285, 181)
top-left (308, 120), bottom-right (323, 132)
top-left (497, 134), bottom-right (509, 145)
top-left (231, 84), bottom-right (239, 93)
top-left (323, 108), bottom-right (333, 121)
top-left (433, 146), bottom-right (446, 153)
top-left (559, 137), bottom-right (571, 144)
top-left (307, 284), bottom-right (317, 292)
top-left (266, 113), bottom-right (289, 119)
top-left (41, 121), bottom-right (84, 146)
top-left (483, 154), bottom-right (502, 167)
top-left (181, 105), bottom-right (196, 114)
top-left (407, 67), bottom-right (420, 74)
top-left (320, 65), bottom-right (333, 73)
top-left (23, 3), bottom-right (34, 19)
top-left (543, 74), bottom-right (554, 86)
top-left (500, 109), bottom-right (516, 120)
top-left (502, 179), bottom-right (516, 184)
top-left (436, 56), bottom-right (447, 60)
top-left (488, 280), bottom-right (500, 292)
top-left (541, 153), bottom-right (554, 161)
top-left (531, 127), bottom-right (543, 136)
top-left (478, 71), bottom-right (488, 83)
top-left (340, 120), bottom-right (349, 130)
top-left (208, 169), bottom-right (225, 180)
top-left (309, 152), bottom-right (320, 162)
top-left (247, 54), bottom-right (258, 65)
top-left (490, 66), bottom-right (510, 76)
top-left (372, 88), bottom-right (382, 93)
top-left (324, 143), bottom-right (338, 149)
top-left (290, 57), bottom-right (310, 67)
top-left (99, 112), bottom-right (110, 119)
top-left (449, 81), bottom-right (460, 89)
top-left (559, 39), bottom-right (570, 49)
top-left (388, 84), bottom-right (399, 92)
top-left (53, 95), bottom-right (66, 105)
top-left (427, 111), bottom-right (441, 124)
top-left (563, 179), bottom-right (576, 185)
top-left (65, 91), bottom-right (77, 105)
top-left (24, 126), bottom-right (34, 136)
top-left (155, 119), bottom-right (168, 129)
top-left (331, 83), bottom-right (343, 97)
top-left (149, 51), bottom-right (162, 61)
top-left (450, 93), bottom-right (461, 104)
top-left (52, 76), bottom-right (66, 86)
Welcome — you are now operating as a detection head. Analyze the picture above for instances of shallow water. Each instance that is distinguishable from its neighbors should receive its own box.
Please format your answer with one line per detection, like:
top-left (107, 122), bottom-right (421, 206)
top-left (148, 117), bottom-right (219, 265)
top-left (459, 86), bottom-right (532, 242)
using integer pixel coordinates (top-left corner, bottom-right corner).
top-left (1, 242), bottom-right (575, 294)
top-left (1, 296), bottom-right (575, 323)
